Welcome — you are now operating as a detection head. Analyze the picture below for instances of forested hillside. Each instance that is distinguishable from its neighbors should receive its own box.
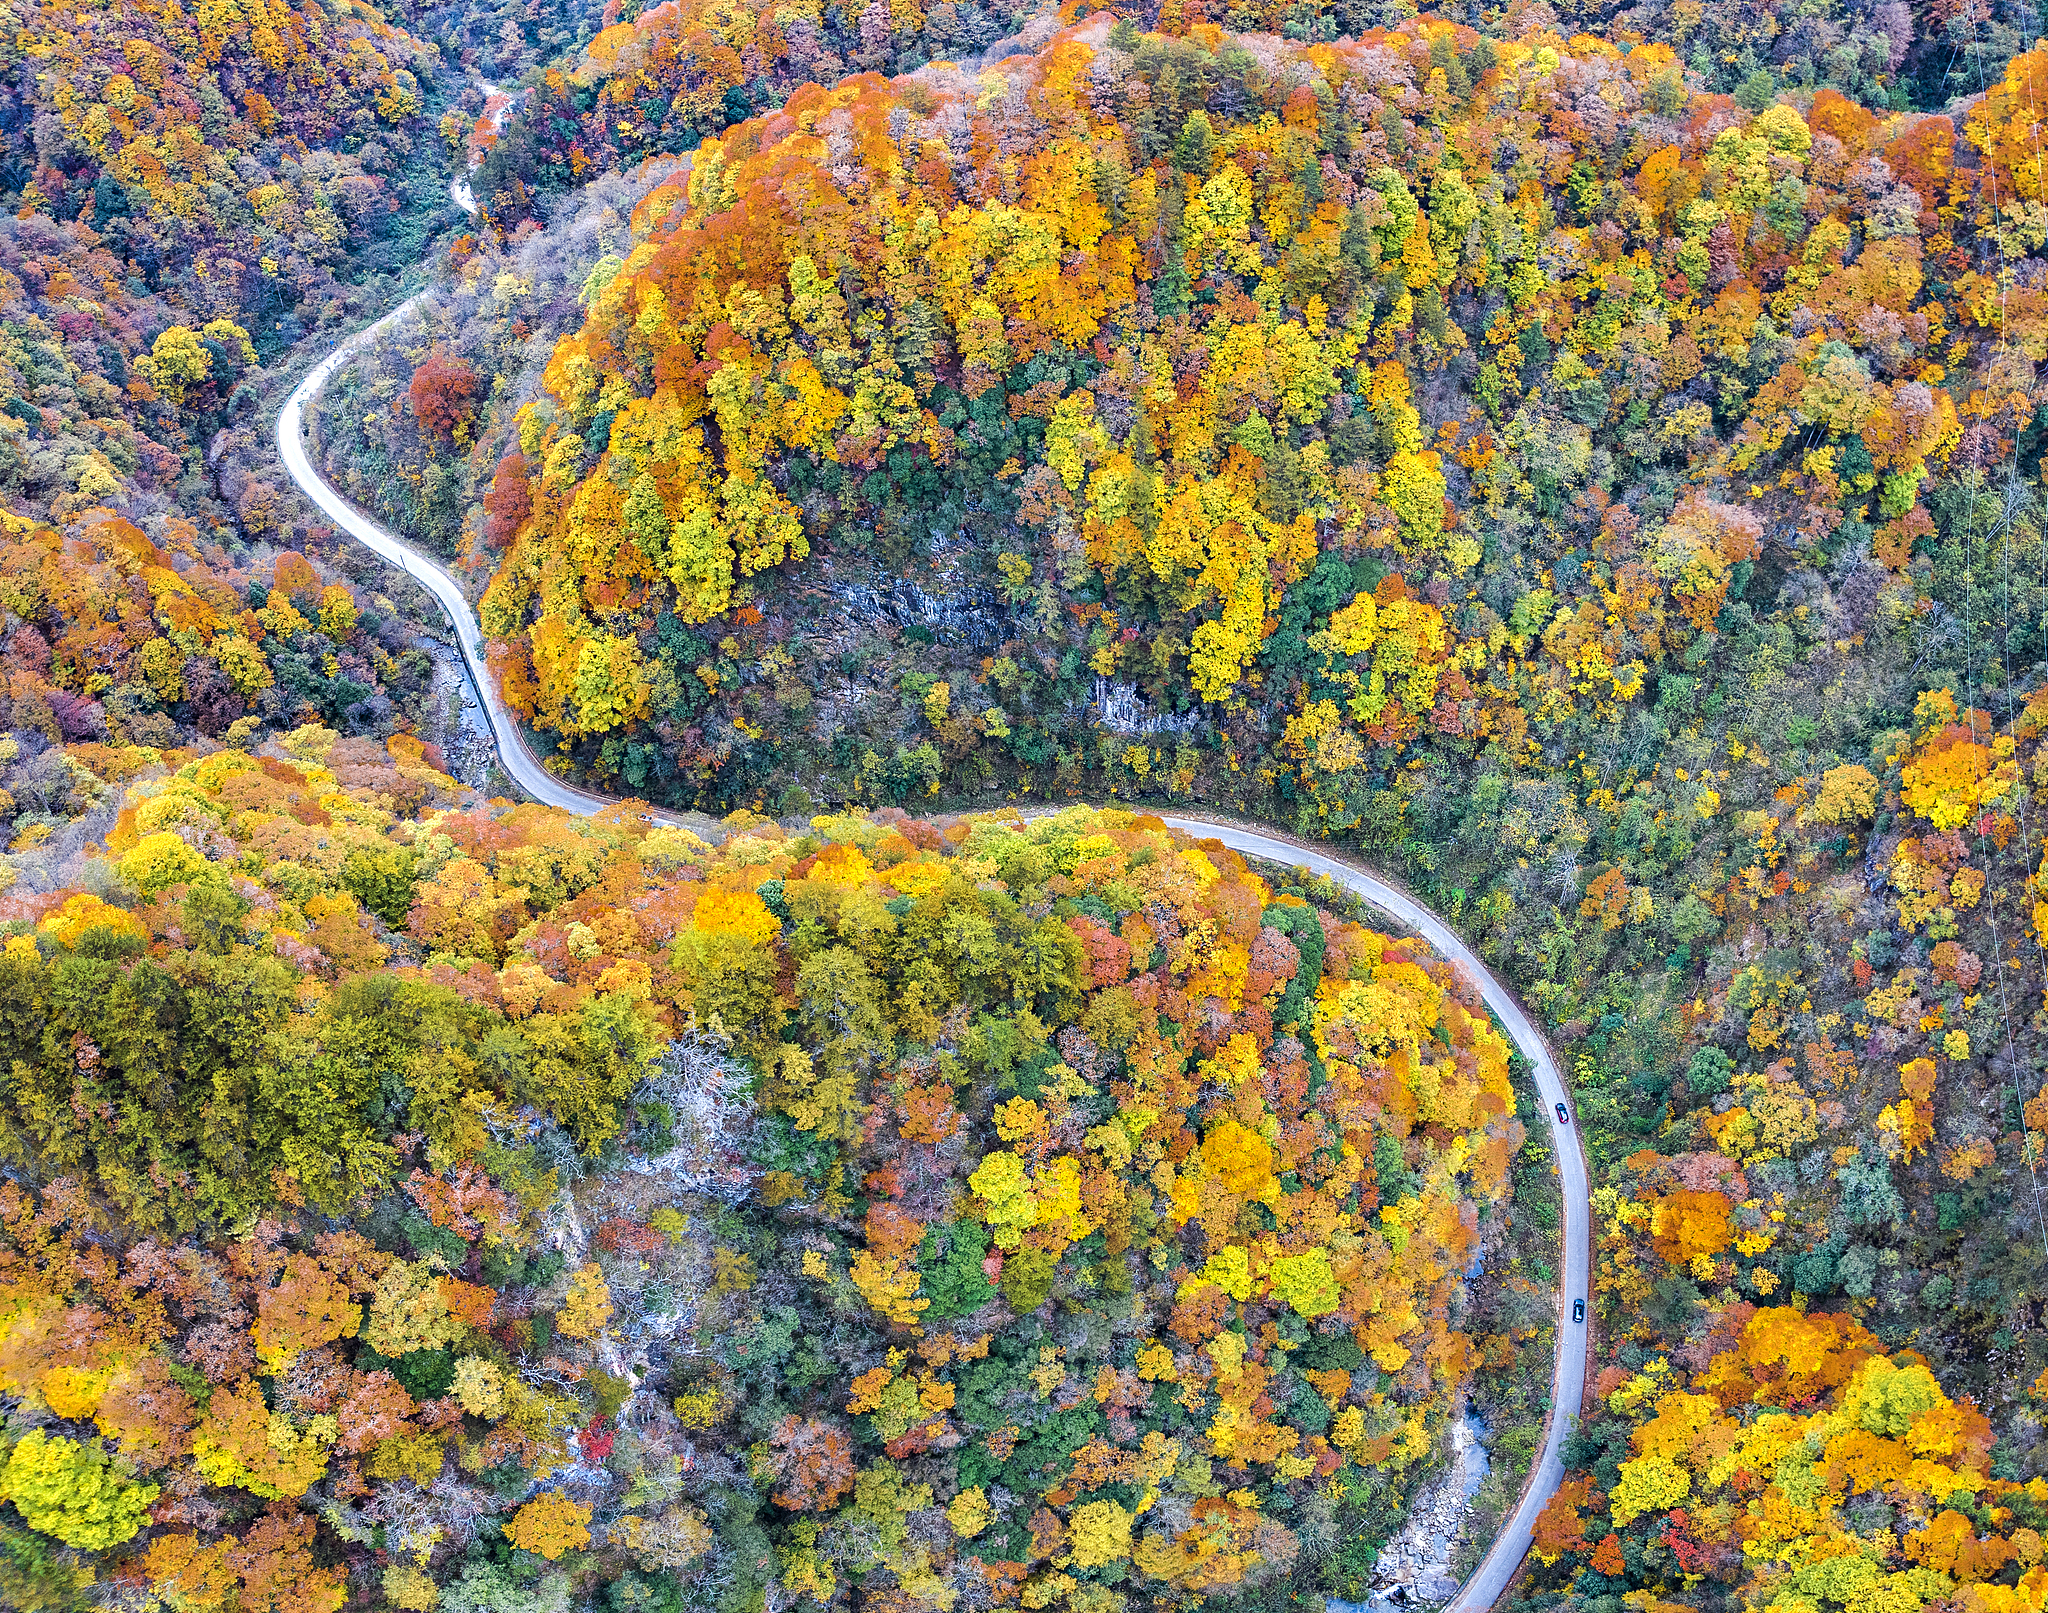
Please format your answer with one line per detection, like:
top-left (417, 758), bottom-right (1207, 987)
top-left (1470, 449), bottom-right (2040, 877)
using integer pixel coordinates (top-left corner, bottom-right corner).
top-left (448, 16), bottom-right (2044, 830)
top-left (458, 0), bottom-right (2048, 224)
top-left (2, 0), bottom-right (2048, 1607)
top-left (293, 6), bottom-right (2048, 1611)
top-left (1, 0), bottom-right (445, 320)
top-left (0, 770), bottom-right (1536, 1613)
top-left (0, 0), bottom-right (497, 790)
top-left (399, 0), bottom-right (606, 84)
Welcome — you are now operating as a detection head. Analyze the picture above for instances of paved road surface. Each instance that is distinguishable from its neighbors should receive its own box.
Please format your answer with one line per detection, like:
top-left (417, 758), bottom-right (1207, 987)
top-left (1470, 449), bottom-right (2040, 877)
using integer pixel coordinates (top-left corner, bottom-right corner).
top-left (277, 352), bottom-right (635, 819)
top-left (274, 82), bottom-right (665, 821)
top-left (271, 82), bottom-right (1592, 1613)
top-left (1157, 818), bottom-right (1590, 1613)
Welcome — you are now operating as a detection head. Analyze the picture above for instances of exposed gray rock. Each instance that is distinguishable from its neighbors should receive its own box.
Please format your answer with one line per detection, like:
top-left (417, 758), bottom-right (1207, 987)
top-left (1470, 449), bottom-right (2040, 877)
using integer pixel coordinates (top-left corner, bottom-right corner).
top-left (1330, 1411), bottom-right (1492, 1613)
top-left (1091, 676), bottom-right (1205, 737)
top-left (829, 576), bottom-right (1016, 650)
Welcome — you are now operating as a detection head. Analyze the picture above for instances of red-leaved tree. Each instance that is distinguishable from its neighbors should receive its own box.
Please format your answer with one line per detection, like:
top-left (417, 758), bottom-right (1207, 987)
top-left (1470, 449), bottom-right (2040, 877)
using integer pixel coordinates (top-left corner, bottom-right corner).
top-left (766, 1415), bottom-right (856, 1510)
top-left (408, 350), bottom-right (480, 441)
top-left (481, 450), bottom-right (531, 548)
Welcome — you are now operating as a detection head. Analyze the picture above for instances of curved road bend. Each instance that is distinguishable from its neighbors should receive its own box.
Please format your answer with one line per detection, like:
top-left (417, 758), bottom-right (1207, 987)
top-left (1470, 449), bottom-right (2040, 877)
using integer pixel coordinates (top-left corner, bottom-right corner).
top-left (275, 81), bottom-right (652, 821)
top-left (278, 350), bottom-right (630, 820)
top-left (272, 82), bottom-right (1593, 1613)
top-left (1159, 818), bottom-right (1590, 1613)
top-left (450, 82), bottom-right (512, 215)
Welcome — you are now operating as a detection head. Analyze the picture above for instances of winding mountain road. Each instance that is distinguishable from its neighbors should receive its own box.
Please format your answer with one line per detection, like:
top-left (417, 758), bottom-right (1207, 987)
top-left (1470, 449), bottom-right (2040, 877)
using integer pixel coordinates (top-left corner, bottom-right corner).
top-left (275, 84), bottom-right (635, 818)
top-left (271, 89), bottom-right (1592, 1613)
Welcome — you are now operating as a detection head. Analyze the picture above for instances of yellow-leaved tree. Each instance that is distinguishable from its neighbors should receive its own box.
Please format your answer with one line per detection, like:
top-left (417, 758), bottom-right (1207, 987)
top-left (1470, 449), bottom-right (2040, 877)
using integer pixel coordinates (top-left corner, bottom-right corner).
top-left (558, 1262), bottom-right (613, 1339)
top-left (506, 1490), bottom-right (592, 1559)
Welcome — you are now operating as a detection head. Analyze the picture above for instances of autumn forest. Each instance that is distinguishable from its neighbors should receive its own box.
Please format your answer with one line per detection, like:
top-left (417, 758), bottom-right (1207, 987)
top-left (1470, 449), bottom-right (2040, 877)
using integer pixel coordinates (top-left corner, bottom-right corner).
top-left (0, 0), bottom-right (2047, 1611)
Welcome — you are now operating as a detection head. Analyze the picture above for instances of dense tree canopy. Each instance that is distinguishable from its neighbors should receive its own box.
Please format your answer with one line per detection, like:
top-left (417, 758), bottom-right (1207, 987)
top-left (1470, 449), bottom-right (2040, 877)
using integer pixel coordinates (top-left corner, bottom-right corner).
top-left (454, 18), bottom-right (2048, 817)
top-left (0, 762), bottom-right (1536, 1613)
top-left (5, 0), bottom-right (2048, 1606)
